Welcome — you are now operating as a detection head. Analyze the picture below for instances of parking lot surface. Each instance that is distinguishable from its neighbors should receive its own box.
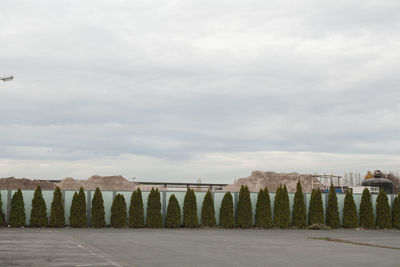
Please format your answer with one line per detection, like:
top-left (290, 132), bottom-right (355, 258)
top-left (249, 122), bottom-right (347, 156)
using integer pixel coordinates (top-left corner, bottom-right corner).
top-left (0, 228), bottom-right (399, 266)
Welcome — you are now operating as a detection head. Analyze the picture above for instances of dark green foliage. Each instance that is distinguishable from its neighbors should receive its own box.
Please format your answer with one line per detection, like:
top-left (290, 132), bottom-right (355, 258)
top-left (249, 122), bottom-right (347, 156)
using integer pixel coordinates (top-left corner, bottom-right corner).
top-left (326, 184), bottom-right (340, 229)
top-left (0, 192), bottom-right (4, 225)
top-left (201, 190), bottom-right (216, 227)
top-left (274, 185), bottom-right (290, 228)
top-left (69, 187), bottom-right (87, 227)
top-left (359, 187), bottom-right (374, 229)
top-left (166, 194), bottom-right (181, 228)
top-left (273, 185), bottom-right (281, 226)
top-left (392, 194), bottom-right (400, 229)
top-left (219, 191), bottom-right (234, 228)
top-left (30, 186), bottom-right (47, 227)
top-left (255, 189), bottom-right (268, 228)
top-left (91, 188), bottom-right (105, 228)
top-left (146, 188), bottom-right (162, 228)
top-left (263, 187), bottom-right (273, 228)
top-left (111, 194), bottom-right (127, 228)
top-left (49, 187), bottom-right (65, 227)
top-left (308, 189), bottom-right (324, 225)
top-left (292, 181), bottom-right (306, 228)
top-left (9, 189), bottom-right (26, 227)
top-left (376, 189), bottom-right (391, 229)
top-left (183, 188), bottom-right (198, 228)
top-left (343, 189), bottom-right (358, 228)
top-left (237, 185), bottom-right (252, 228)
top-left (129, 188), bottom-right (144, 228)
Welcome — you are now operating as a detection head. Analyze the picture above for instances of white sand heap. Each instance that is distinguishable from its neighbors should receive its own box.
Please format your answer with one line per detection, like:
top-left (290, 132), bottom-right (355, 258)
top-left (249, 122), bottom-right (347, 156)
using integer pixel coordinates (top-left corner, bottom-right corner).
top-left (223, 171), bottom-right (323, 193)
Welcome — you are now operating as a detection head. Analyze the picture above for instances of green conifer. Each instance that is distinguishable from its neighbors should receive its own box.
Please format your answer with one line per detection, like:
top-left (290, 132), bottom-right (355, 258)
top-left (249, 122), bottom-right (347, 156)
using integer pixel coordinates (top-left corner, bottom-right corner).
top-left (292, 181), bottom-right (306, 228)
top-left (237, 185), bottom-right (252, 228)
top-left (77, 187), bottom-right (87, 227)
top-left (0, 192), bottom-right (5, 225)
top-left (219, 191), bottom-right (234, 228)
top-left (255, 189), bottom-right (268, 228)
top-left (91, 188), bottom-right (105, 228)
top-left (326, 184), bottom-right (340, 229)
top-left (69, 192), bottom-right (79, 227)
top-left (49, 187), bottom-right (65, 227)
top-left (263, 187), bottom-right (273, 228)
top-left (274, 185), bottom-right (282, 227)
top-left (343, 189), bottom-right (358, 228)
top-left (10, 189), bottom-right (26, 227)
top-left (30, 185), bottom-right (48, 227)
top-left (129, 188), bottom-right (144, 228)
top-left (308, 189), bottom-right (324, 225)
top-left (201, 190), bottom-right (216, 227)
top-left (69, 188), bottom-right (87, 227)
top-left (392, 194), bottom-right (400, 229)
top-left (359, 187), bottom-right (374, 229)
top-left (376, 189), bottom-right (391, 229)
top-left (166, 194), bottom-right (181, 228)
top-left (183, 188), bottom-right (198, 228)
top-left (111, 194), bottom-right (127, 228)
top-left (146, 188), bottom-right (162, 228)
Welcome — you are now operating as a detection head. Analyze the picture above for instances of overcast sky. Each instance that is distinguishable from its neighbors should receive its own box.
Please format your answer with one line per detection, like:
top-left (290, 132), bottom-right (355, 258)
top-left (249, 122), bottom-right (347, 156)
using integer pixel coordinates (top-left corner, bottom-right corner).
top-left (1, 0), bottom-right (399, 182)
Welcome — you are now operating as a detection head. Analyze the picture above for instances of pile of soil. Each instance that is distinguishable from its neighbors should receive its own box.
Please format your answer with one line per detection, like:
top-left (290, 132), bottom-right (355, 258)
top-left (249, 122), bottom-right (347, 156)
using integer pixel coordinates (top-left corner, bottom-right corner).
top-left (223, 171), bottom-right (323, 193)
top-left (0, 177), bottom-right (56, 190)
top-left (58, 175), bottom-right (159, 191)
top-left (58, 175), bottom-right (138, 190)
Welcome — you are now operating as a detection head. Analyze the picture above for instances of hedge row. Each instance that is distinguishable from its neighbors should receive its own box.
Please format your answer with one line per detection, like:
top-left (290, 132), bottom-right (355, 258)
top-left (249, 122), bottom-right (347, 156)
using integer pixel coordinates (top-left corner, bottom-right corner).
top-left (2, 184), bottom-right (400, 229)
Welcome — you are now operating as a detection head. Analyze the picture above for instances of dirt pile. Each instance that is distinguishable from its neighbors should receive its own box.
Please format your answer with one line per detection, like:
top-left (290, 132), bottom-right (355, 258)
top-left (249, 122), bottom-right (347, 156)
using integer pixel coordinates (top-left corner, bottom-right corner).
top-left (58, 175), bottom-right (138, 190)
top-left (0, 177), bottom-right (56, 190)
top-left (223, 171), bottom-right (323, 193)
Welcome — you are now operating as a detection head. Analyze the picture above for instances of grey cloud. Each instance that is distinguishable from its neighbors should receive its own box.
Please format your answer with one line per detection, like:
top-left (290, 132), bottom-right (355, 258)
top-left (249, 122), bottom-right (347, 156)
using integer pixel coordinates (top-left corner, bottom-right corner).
top-left (0, 0), bottom-right (400, 178)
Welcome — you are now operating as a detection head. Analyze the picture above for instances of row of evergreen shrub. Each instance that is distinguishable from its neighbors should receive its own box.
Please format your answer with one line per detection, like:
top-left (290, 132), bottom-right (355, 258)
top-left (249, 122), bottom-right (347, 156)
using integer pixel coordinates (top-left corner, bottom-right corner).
top-left (3, 183), bottom-right (400, 229)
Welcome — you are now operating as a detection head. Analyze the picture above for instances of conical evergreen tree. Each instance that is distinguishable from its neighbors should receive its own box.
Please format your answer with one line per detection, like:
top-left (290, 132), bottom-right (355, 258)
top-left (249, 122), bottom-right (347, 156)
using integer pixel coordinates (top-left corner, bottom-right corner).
top-left (10, 189), bottom-right (26, 227)
top-left (376, 189), bottom-right (391, 229)
top-left (359, 187), bottom-right (374, 229)
top-left (30, 185), bottom-right (47, 227)
top-left (237, 185), bottom-right (252, 228)
top-left (392, 193), bottom-right (400, 229)
top-left (146, 188), bottom-right (162, 228)
top-left (166, 194), bottom-right (181, 228)
top-left (0, 192), bottom-right (4, 225)
top-left (69, 188), bottom-right (87, 227)
top-left (274, 185), bottom-right (282, 227)
top-left (255, 189), bottom-right (268, 228)
top-left (201, 190), bottom-right (216, 227)
top-left (308, 189), bottom-right (324, 225)
top-left (91, 188), bottom-right (105, 228)
top-left (263, 187), bottom-right (273, 228)
top-left (111, 194), bottom-right (127, 228)
top-left (343, 189), bottom-right (358, 228)
top-left (77, 187), bottom-right (87, 227)
top-left (69, 192), bottom-right (79, 227)
top-left (326, 184), bottom-right (340, 229)
top-left (129, 188), bottom-right (144, 228)
top-left (219, 191), bottom-right (234, 228)
top-left (49, 187), bottom-right (65, 227)
top-left (292, 181), bottom-right (306, 228)
top-left (273, 185), bottom-right (290, 228)
top-left (183, 188), bottom-right (198, 228)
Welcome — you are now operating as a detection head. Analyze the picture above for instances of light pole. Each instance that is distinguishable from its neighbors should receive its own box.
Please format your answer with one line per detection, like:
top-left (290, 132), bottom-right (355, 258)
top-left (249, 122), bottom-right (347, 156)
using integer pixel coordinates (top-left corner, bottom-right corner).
top-left (0, 75), bottom-right (13, 82)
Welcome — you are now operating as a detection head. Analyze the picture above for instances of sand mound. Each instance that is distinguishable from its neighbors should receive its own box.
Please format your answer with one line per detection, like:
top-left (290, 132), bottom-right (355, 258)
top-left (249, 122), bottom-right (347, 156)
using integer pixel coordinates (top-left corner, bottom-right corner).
top-left (58, 175), bottom-right (138, 190)
top-left (223, 171), bottom-right (323, 193)
top-left (0, 177), bottom-right (56, 190)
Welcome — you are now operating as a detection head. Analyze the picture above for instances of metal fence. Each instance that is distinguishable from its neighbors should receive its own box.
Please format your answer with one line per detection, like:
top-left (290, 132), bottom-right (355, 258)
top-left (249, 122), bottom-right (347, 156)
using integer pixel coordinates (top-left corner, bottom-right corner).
top-left (0, 189), bottom-right (396, 226)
